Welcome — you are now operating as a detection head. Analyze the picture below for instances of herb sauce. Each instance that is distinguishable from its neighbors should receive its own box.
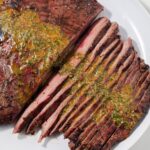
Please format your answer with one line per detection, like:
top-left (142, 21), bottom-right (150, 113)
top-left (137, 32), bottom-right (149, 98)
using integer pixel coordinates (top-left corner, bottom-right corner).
top-left (0, 8), bottom-right (69, 105)
top-left (59, 53), bottom-right (140, 129)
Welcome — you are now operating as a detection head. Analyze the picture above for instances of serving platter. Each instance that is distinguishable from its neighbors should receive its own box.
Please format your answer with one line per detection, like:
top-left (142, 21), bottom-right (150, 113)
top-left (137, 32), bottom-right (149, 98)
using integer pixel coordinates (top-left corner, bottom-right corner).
top-left (0, 0), bottom-right (150, 150)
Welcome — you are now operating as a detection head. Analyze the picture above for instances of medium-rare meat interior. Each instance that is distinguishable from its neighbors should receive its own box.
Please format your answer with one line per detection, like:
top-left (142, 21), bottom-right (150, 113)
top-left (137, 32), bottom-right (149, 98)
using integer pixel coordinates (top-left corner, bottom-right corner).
top-left (0, 0), bottom-right (103, 123)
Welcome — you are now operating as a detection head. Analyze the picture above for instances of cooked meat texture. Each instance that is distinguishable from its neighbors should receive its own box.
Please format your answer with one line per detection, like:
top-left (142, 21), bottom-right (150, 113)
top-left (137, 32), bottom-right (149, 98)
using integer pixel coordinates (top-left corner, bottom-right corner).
top-left (15, 19), bottom-right (119, 134)
top-left (66, 42), bottom-right (150, 150)
top-left (7, 0), bottom-right (103, 39)
top-left (0, 0), bottom-right (103, 123)
top-left (26, 22), bottom-right (119, 136)
top-left (14, 17), bottom-right (111, 133)
top-left (50, 39), bottom-right (122, 137)
top-left (23, 21), bottom-right (119, 141)
top-left (24, 36), bottom-right (149, 150)
top-left (7, 2), bottom-right (149, 150)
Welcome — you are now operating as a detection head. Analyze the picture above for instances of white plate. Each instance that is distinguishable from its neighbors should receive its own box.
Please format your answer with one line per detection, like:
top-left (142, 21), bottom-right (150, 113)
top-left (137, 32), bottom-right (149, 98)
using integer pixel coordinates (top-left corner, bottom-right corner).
top-left (0, 0), bottom-right (150, 150)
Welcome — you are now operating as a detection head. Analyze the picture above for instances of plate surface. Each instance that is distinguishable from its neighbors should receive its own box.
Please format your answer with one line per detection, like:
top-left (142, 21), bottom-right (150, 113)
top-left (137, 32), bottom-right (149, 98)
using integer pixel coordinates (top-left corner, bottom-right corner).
top-left (0, 0), bottom-right (150, 150)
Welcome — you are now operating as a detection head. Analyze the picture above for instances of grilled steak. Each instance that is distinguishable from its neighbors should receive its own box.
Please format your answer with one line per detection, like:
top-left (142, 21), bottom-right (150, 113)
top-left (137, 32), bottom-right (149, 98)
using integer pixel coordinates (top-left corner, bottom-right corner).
top-left (14, 19), bottom-right (120, 137)
top-left (0, 0), bottom-right (103, 123)
top-left (65, 40), bottom-right (150, 150)
top-left (15, 17), bottom-right (149, 150)
top-left (14, 17), bottom-right (112, 133)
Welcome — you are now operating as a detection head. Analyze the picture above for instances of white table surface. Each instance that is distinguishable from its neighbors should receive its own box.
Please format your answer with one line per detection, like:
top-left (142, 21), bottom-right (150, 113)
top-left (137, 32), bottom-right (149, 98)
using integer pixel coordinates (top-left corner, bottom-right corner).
top-left (131, 1), bottom-right (150, 150)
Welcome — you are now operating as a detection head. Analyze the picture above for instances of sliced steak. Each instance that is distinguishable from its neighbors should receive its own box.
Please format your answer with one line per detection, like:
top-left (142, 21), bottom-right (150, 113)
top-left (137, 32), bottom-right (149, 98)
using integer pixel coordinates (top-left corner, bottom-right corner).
top-left (47, 40), bottom-right (122, 138)
top-left (36, 22), bottom-right (119, 137)
top-left (14, 17), bottom-right (109, 132)
top-left (17, 21), bottom-right (118, 134)
top-left (65, 40), bottom-right (150, 150)
top-left (0, 0), bottom-right (103, 124)
top-left (99, 58), bottom-right (150, 150)
top-left (38, 37), bottom-right (121, 141)
top-left (1, 2), bottom-right (149, 150)
top-left (74, 55), bottom-right (136, 150)
top-left (66, 40), bottom-right (135, 149)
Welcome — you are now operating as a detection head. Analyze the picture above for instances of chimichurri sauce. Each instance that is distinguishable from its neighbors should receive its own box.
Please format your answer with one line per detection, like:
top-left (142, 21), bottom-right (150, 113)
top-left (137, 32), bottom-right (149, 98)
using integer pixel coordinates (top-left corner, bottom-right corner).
top-left (0, 8), bottom-right (69, 105)
top-left (59, 56), bottom-right (140, 130)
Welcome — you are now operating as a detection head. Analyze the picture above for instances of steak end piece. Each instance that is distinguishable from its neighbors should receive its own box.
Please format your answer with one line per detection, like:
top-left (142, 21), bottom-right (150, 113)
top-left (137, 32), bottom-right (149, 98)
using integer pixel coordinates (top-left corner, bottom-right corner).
top-left (0, 0), bottom-right (103, 124)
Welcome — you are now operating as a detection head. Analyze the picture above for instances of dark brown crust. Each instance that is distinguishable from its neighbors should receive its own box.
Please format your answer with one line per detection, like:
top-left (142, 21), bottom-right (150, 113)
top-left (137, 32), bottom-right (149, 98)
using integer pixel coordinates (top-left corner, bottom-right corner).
top-left (0, 38), bottom-right (22, 124)
top-left (107, 50), bottom-right (135, 89)
top-left (136, 84), bottom-right (150, 114)
top-left (104, 39), bottom-right (133, 81)
top-left (86, 23), bottom-right (119, 69)
top-left (0, 99), bottom-right (21, 124)
top-left (114, 54), bottom-right (139, 90)
top-left (90, 122), bottom-right (116, 150)
top-left (134, 73), bottom-right (150, 104)
top-left (77, 116), bottom-right (111, 150)
top-left (101, 125), bottom-right (130, 150)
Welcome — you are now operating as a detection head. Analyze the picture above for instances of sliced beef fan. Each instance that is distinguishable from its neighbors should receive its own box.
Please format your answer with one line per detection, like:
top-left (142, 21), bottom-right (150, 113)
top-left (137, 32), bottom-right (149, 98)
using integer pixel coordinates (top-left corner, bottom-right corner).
top-left (14, 17), bottom-right (111, 133)
top-left (0, 0), bottom-right (103, 123)
top-left (26, 22), bottom-right (119, 134)
top-left (67, 42), bottom-right (150, 150)
top-left (14, 14), bottom-right (150, 150)
top-left (36, 37), bottom-right (149, 150)
top-left (35, 23), bottom-right (120, 140)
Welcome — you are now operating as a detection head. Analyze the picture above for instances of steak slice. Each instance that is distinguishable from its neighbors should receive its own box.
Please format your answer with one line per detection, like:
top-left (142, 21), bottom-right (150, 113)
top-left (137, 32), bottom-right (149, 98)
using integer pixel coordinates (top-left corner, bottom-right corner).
top-left (62, 40), bottom-right (134, 139)
top-left (71, 43), bottom-right (133, 149)
top-left (102, 83), bottom-right (150, 150)
top-left (0, 0), bottom-right (103, 123)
